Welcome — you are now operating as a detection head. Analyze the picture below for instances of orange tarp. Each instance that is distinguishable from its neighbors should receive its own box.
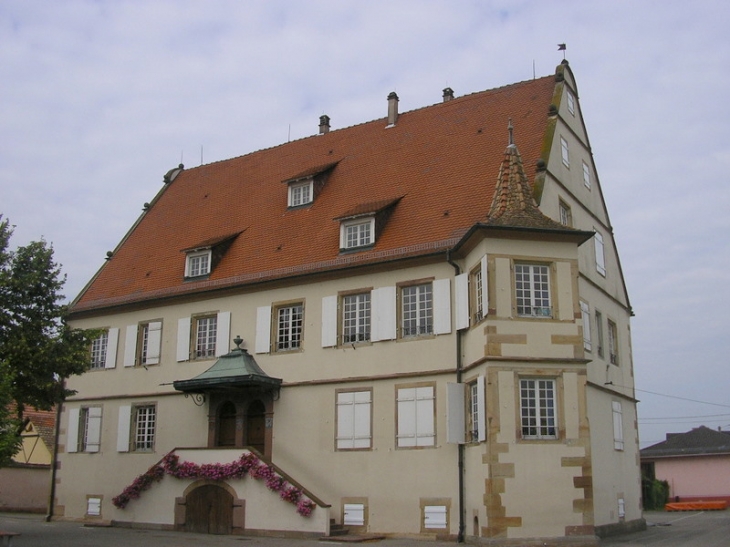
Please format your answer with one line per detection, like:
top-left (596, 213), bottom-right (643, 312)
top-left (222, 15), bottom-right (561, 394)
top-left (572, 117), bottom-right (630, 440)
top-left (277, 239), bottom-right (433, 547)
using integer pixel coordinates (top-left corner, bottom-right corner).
top-left (665, 501), bottom-right (728, 511)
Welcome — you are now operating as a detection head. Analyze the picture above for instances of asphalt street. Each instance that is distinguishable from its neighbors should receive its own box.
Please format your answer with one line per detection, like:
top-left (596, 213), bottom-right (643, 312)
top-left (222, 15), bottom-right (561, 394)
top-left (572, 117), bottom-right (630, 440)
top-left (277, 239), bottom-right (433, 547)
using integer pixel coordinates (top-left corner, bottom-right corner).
top-left (0, 510), bottom-right (728, 547)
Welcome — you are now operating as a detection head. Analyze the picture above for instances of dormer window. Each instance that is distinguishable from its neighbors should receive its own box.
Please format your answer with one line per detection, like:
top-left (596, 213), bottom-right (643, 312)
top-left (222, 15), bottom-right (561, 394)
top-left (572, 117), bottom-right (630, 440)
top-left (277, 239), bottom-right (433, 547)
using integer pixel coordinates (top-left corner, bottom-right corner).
top-left (186, 250), bottom-right (211, 278)
top-left (288, 180), bottom-right (313, 207)
top-left (341, 218), bottom-right (374, 250)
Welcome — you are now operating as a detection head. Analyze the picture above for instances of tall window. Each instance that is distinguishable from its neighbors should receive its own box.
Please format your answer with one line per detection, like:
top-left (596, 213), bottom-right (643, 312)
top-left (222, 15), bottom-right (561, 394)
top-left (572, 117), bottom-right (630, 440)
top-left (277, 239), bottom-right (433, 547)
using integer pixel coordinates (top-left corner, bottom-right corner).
top-left (595, 311), bottom-right (605, 358)
top-left (559, 200), bottom-right (573, 227)
top-left (79, 407), bottom-right (102, 452)
top-left (195, 315), bottom-right (217, 358)
top-left (342, 293), bottom-right (371, 343)
top-left (560, 136), bottom-right (570, 167)
top-left (469, 381), bottom-right (480, 442)
top-left (276, 303), bottom-right (303, 351)
top-left (566, 90), bottom-right (575, 115)
top-left (472, 267), bottom-right (485, 322)
top-left (90, 331), bottom-right (109, 369)
top-left (612, 401), bottom-right (624, 450)
top-left (336, 390), bottom-right (372, 450)
top-left (581, 301), bottom-right (591, 351)
top-left (186, 250), bottom-right (211, 277)
top-left (594, 232), bottom-right (606, 276)
top-left (520, 379), bottom-right (557, 440)
top-left (515, 264), bottom-right (551, 318)
top-left (396, 385), bottom-right (435, 448)
top-left (582, 161), bottom-right (591, 189)
top-left (608, 319), bottom-right (619, 365)
top-left (289, 181), bottom-right (312, 207)
top-left (133, 405), bottom-right (156, 451)
top-left (401, 283), bottom-right (433, 337)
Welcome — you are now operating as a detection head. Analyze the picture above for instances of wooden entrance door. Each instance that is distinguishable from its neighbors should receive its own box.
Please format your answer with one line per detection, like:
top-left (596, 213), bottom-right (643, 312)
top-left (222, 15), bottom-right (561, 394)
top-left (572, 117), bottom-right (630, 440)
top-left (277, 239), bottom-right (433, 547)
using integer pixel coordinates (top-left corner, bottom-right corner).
top-left (185, 484), bottom-right (233, 535)
top-left (246, 400), bottom-right (266, 454)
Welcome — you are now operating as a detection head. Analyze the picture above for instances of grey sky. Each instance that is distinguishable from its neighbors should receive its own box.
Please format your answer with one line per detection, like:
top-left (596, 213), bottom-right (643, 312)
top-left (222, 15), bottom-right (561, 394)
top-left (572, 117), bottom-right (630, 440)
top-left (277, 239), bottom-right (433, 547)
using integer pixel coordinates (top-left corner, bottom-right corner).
top-left (2, 1), bottom-right (729, 448)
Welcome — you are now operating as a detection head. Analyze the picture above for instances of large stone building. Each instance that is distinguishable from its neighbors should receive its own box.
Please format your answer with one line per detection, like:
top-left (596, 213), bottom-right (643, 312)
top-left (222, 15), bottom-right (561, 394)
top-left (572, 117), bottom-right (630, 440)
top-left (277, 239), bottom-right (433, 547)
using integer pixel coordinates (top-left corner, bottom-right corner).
top-left (56, 60), bottom-right (643, 544)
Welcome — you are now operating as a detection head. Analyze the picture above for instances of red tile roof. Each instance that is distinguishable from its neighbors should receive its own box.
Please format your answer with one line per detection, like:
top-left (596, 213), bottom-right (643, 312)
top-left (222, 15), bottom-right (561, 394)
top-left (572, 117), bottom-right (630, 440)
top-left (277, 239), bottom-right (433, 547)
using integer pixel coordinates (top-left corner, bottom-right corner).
top-left (72, 73), bottom-right (562, 313)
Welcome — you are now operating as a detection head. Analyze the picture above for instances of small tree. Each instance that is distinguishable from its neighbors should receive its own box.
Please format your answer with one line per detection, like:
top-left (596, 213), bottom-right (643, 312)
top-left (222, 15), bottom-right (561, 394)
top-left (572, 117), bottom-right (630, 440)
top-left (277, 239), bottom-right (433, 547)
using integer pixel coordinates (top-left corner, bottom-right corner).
top-left (0, 216), bottom-right (96, 466)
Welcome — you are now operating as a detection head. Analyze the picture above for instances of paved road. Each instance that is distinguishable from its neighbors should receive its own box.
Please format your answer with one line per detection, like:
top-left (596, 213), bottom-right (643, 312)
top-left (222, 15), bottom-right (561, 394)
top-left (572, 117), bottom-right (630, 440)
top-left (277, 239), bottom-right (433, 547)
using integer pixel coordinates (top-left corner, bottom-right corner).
top-left (1, 510), bottom-right (728, 547)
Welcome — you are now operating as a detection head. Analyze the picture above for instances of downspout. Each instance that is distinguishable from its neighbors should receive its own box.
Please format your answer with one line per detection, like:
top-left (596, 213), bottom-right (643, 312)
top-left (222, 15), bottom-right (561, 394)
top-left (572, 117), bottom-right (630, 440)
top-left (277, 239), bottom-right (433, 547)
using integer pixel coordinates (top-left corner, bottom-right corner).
top-left (446, 249), bottom-right (465, 543)
top-left (46, 397), bottom-right (62, 522)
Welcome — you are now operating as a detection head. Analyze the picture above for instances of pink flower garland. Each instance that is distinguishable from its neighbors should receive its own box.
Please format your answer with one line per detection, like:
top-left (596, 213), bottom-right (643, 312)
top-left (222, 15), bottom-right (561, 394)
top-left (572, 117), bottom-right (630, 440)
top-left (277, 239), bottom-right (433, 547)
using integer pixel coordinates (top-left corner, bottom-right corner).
top-left (112, 452), bottom-right (315, 517)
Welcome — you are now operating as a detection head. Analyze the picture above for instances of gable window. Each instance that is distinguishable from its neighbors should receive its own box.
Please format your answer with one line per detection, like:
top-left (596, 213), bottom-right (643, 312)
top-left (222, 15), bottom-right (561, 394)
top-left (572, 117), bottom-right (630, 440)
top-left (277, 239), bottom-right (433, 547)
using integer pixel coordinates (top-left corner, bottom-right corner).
top-left (288, 180), bottom-right (313, 207)
top-left (342, 292), bottom-right (371, 344)
top-left (567, 90), bottom-right (575, 116)
top-left (520, 378), bottom-right (557, 440)
top-left (401, 283), bottom-right (433, 337)
top-left (560, 136), bottom-right (570, 168)
top-left (195, 315), bottom-right (217, 359)
top-left (133, 404), bottom-right (156, 452)
top-left (594, 231), bottom-right (606, 276)
top-left (186, 250), bottom-right (211, 278)
top-left (276, 303), bottom-right (304, 352)
top-left (336, 390), bottom-right (372, 450)
top-left (595, 311), bottom-right (605, 358)
top-left (612, 401), bottom-right (624, 450)
top-left (90, 331), bottom-right (109, 369)
top-left (608, 319), bottom-right (619, 365)
top-left (396, 384), bottom-right (435, 448)
top-left (559, 200), bottom-right (573, 227)
top-left (581, 301), bottom-right (591, 351)
top-left (515, 264), bottom-right (551, 318)
top-left (341, 218), bottom-right (374, 250)
top-left (582, 161), bottom-right (591, 189)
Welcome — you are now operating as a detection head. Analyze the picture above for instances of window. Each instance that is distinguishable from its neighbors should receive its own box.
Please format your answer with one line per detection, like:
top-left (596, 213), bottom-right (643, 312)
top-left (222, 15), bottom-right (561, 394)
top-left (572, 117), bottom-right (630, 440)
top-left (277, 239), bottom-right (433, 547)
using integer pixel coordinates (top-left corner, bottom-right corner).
top-left (288, 180), bottom-right (313, 207)
top-left (401, 283), bottom-right (433, 337)
top-left (608, 319), bottom-right (619, 365)
top-left (470, 258), bottom-right (488, 323)
top-left (86, 497), bottom-right (102, 517)
top-left (342, 293), bottom-right (371, 343)
top-left (343, 503), bottom-right (366, 526)
top-left (195, 315), bottom-right (217, 359)
top-left (185, 250), bottom-right (211, 277)
top-left (79, 407), bottom-right (102, 452)
top-left (133, 405), bottom-right (156, 451)
top-left (559, 200), bottom-right (572, 227)
top-left (520, 379), bottom-right (557, 440)
top-left (560, 136), bottom-right (570, 167)
top-left (612, 401), bottom-right (624, 450)
top-left (468, 379), bottom-right (486, 443)
top-left (514, 264), bottom-right (551, 318)
top-left (595, 311), bottom-right (604, 358)
top-left (396, 385), bottom-right (435, 448)
top-left (581, 301), bottom-right (591, 351)
top-left (582, 161), bottom-right (591, 189)
top-left (124, 321), bottom-right (162, 367)
top-left (341, 218), bottom-right (374, 250)
top-left (336, 390), bottom-right (372, 450)
top-left (423, 505), bottom-right (448, 530)
top-left (594, 232), bottom-right (606, 276)
top-left (566, 90), bottom-right (575, 115)
top-left (90, 331), bottom-right (109, 369)
top-left (276, 303), bottom-right (303, 351)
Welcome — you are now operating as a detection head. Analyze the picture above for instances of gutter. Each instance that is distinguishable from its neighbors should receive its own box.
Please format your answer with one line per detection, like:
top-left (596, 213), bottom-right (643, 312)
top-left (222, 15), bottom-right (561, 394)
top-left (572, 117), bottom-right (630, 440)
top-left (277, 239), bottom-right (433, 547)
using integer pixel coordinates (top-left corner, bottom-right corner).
top-left (446, 249), bottom-right (465, 544)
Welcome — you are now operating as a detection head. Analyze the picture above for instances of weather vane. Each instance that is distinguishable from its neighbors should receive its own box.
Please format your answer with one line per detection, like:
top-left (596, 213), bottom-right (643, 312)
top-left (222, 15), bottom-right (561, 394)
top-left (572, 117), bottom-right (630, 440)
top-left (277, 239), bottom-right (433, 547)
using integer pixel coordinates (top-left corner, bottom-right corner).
top-left (558, 43), bottom-right (567, 60)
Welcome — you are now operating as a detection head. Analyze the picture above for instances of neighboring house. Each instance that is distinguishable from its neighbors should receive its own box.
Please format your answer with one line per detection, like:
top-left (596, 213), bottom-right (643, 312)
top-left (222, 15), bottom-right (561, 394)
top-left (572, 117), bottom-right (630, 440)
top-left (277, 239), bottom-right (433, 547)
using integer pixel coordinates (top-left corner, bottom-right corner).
top-left (56, 60), bottom-right (643, 543)
top-left (641, 426), bottom-right (730, 503)
top-left (0, 407), bottom-right (56, 512)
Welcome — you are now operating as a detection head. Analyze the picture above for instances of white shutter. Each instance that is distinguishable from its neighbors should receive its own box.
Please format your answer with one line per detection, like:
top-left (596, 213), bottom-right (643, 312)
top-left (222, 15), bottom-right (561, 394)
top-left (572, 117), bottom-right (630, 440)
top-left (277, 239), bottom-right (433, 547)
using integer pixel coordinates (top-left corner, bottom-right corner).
top-left (145, 321), bottom-right (162, 365)
top-left (216, 311), bottom-right (231, 356)
top-left (454, 273), bottom-right (469, 330)
top-left (424, 505), bottom-right (447, 529)
top-left (104, 328), bottom-right (119, 369)
top-left (255, 306), bottom-right (272, 354)
top-left (336, 392), bottom-right (355, 449)
top-left (371, 286), bottom-right (396, 341)
top-left (123, 325), bottom-right (137, 367)
top-left (321, 295), bottom-right (338, 348)
top-left (480, 255), bottom-right (489, 315)
top-left (612, 401), bottom-right (624, 450)
top-left (397, 388), bottom-right (417, 447)
top-left (86, 407), bottom-right (102, 453)
top-left (477, 375), bottom-right (486, 442)
top-left (433, 278), bottom-right (451, 335)
top-left (117, 405), bottom-right (131, 452)
top-left (176, 317), bottom-right (191, 362)
top-left (415, 386), bottom-right (435, 446)
top-left (66, 408), bottom-right (80, 453)
top-left (343, 503), bottom-right (365, 526)
top-left (581, 302), bottom-right (592, 351)
top-left (595, 232), bottom-right (606, 276)
top-left (352, 391), bottom-right (371, 448)
top-left (446, 383), bottom-right (465, 444)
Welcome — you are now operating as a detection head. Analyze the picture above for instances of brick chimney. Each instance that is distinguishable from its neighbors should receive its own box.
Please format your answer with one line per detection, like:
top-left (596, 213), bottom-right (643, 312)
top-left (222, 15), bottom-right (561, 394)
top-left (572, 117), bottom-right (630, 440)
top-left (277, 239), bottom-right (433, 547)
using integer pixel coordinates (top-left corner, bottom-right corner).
top-left (319, 115), bottom-right (330, 135)
top-left (443, 87), bottom-right (454, 102)
top-left (387, 92), bottom-right (399, 126)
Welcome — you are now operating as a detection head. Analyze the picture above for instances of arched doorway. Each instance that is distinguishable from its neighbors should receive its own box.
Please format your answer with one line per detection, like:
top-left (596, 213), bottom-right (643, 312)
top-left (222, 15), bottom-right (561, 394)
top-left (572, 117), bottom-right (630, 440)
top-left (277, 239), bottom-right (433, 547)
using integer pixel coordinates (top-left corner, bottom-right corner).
top-left (217, 401), bottom-right (237, 447)
top-left (246, 400), bottom-right (266, 453)
top-left (185, 484), bottom-right (233, 534)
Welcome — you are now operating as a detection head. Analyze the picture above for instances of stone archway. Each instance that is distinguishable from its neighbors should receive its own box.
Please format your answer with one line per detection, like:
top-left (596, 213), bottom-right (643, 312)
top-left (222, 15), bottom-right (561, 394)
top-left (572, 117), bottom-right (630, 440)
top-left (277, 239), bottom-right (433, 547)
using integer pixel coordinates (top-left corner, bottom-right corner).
top-left (184, 484), bottom-right (233, 535)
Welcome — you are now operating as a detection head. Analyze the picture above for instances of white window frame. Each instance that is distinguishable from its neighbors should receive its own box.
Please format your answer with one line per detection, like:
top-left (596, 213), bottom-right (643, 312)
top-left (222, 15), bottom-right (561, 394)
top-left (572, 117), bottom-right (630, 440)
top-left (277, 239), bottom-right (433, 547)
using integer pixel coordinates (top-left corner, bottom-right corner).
top-left (582, 161), bottom-right (591, 189)
top-left (90, 331), bottom-right (109, 370)
top-left (566, 90), bottom-right (575, 116)
top-left (288, 179), bottom-right (313, 207)
top-left (560, 136), bottom-right (570, 167)
top-left (396, 385), bottom-right (435, 448)
top-left (612, 401), bottom-right (624, 450)
top-left (401, 283), bottom-right (433, 338)
top-left (340, 217), bottom-right (374, 250)
top-left (469, 376), bottom-right (486, 443)
top-left (79, 406), bottom-right (102, 453)
top-left (594, 231), bottom-right (606, 276)
top-left (185, 249), bottom-right (211, 278)
top-left (132, 404), bottom-right (156, 452)
top-left (581, 301), bottom-right (591, 351)
top-left (595, 311), bottom-right (605, 359)
top-left (336, 390), bottom-right (372, 450)
top-left (608, 319), bottom-right (619, 366)
top-left (559, 199), bottom-right (572, 227)
top-left (276, 303), bottom-right (304, 352)
top-left (195, 314), bottom-right (218, 359)
top-left (514, 264), bottom-right (552, 318)
top-left (342, 292), bottom-right (371, 344)
top-left (520, 378), bottom-right (558, 440)
top-left (124, 321), bottom-right (162, 367)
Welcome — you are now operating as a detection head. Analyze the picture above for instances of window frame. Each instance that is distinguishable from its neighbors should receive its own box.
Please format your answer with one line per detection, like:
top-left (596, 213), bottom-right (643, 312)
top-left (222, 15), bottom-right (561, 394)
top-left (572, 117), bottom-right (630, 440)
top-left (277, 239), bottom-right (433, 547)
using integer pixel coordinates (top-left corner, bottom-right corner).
top-left (132, 404), bottom-right (157, 452)
top-left (288, 179), bottom-right (313, 208)
top-left (595, 310), bottom-right (605, 358)
top-left (467, 378), bottom-right (486, 443)
top-left (566, 90), bottom-right (575, 116)
top-left (608, 319), bottom-right (619, 366)
top-left (612, 401), bottom-right (624, 450)
top-left (594, 231), bottom-right (606, 276)
top-left (396, 383), bottom-right (436, 448)
top-left (519, 378), bottom-right (558, 440)
top-left (340, 217), bottom-right (375, 250)
top-left (185, 249), bottom-right (212, 278)
top-left (399, 281), bottom-right (434, 338)
top-left (514, 263), bottom-right (552, 318)
top-left (193, 314), bottom-right (218, 360)
top-left (559, 199), bottom-right (573, 227)
top-left (560, 136), bottom-right (570, 168)
top-left (582, 161), bottom-right (591, 189)
top-left (274, 302), bottom-right (304, 352)
top-left (78, 406), bottom-right (102, 453)
top-left (335, 389), bottom-right (373, 451)
top-left (580, 301), bottom-right (592, 352)
top-left (341, 291), bottom-right (371, 345)
top-left (90, 331), bottom-right (109, 370)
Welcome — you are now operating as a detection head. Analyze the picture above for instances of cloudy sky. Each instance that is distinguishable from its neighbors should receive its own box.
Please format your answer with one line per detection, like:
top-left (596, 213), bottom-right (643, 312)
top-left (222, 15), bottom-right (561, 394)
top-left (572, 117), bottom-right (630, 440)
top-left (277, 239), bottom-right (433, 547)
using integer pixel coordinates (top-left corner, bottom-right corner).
top-left (2, 1), bottom-right (728, 448)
